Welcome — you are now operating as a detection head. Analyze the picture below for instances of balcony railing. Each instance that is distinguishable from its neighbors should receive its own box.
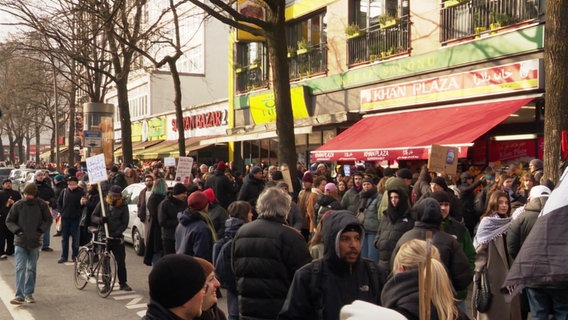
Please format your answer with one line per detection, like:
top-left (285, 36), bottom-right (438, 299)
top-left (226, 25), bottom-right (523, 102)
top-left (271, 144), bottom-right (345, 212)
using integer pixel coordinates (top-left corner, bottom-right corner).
top-left (288, 43), bottom-right (327, 81)
top-left (441, 0), bottom-right (541, 43)
top-left (235, 63), bottom-right (269, 93)
top-left (347, 16), bottom-right (411, 67)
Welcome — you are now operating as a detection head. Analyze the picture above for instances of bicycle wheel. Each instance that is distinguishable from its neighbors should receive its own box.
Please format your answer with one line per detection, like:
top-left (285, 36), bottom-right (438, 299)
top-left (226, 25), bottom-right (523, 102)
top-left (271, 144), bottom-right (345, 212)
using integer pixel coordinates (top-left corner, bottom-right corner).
top-left (74, 247), bottom-right (91, 290)
top-left (95, 252), bottom-right (117, 298)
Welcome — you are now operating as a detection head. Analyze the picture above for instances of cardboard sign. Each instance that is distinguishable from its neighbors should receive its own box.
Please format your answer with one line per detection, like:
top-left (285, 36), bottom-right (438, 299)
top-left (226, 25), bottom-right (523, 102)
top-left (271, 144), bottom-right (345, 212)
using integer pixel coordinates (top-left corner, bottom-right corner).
top-left (164, 157), bottom-right (176, 167)
top-left (428, 145), bottom-right (458, 175)
top-left (86, 154), bottom-right (108, 183)
top-left (174, 157), bottom-right (194, 185)
top-left (281, 167), bottom-right (294, 193)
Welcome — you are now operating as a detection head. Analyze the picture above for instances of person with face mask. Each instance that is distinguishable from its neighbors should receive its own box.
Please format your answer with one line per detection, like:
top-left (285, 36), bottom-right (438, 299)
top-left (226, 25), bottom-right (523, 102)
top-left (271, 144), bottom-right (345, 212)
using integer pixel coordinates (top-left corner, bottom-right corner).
top-left (56, 176), bottom-right (85, 264)
top-left (91, 185), bottom-right (131, 291)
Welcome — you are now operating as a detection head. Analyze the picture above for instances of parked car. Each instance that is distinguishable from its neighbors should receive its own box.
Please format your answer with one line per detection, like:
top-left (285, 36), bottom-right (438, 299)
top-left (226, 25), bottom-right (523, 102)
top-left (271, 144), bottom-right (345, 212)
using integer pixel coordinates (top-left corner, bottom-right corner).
top-left (8, 168), bottom-right (35, 192)
top-left (121, 181), bottom-right (176, 256)
top-left (0, 167), bottom-right (14, 184)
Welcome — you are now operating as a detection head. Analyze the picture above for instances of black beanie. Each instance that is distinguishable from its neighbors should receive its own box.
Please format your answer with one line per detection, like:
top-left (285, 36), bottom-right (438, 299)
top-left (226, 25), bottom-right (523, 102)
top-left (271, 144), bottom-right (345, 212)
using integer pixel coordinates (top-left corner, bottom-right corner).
top-left (430, 190), bottom-right (450, 204)
top-left (149, 254), bottom-right (206, 309)
top-left (414, 198), bottom-right (442, 225)
top-left (433, 177), bottom-right (448, 190)
top-left (172, 183), bottom-right (187, 195)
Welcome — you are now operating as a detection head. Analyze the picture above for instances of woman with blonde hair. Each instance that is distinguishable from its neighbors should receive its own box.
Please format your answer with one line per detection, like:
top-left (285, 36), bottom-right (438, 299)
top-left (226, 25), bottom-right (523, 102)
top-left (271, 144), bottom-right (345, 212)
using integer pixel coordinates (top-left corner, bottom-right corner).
top-left (381, 239), bottom-right (465, 320)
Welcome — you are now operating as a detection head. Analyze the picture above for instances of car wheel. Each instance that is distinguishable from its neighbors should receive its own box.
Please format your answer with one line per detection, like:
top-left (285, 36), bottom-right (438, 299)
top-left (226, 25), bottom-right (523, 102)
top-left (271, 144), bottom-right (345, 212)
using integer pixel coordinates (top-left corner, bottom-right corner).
top-left (132, 227), bottom-right (145, 256)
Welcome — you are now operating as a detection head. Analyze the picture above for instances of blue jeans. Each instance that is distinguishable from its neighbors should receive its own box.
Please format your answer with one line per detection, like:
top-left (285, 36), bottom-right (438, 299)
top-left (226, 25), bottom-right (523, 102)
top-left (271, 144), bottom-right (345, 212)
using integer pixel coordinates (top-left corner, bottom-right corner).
top-left (527, 287), bottom-right (568, 320)
top-left (42, 229), bottom-right (50, 249)
top-left (61, 218), bottom-right (80, 260)
top-left (15, 246), bottom-right (40, 299)
top-left (361, 232), bottom-right (379, 261)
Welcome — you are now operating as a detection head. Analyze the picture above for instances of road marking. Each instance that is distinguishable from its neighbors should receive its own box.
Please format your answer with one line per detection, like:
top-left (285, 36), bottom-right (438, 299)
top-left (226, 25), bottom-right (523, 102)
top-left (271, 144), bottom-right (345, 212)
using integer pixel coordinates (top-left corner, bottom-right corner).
top-left (0, 275), bottom-right (35, 320)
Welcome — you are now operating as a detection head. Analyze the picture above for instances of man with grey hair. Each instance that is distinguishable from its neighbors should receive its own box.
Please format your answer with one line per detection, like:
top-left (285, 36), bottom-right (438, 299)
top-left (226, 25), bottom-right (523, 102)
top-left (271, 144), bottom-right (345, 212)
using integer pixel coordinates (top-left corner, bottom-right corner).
top-left (232, 187), bottom-right (311, 320)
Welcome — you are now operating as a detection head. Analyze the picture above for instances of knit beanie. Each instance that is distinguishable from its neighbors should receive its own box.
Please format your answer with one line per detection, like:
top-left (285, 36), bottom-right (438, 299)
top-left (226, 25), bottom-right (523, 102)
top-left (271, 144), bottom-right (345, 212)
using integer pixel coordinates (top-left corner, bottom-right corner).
top-left (414, 198), bottom-right (442, 225)
top-left (148, 254), bottom-right (206, 309)
top-left (432, 177), bottom-right (448, 190)
top-left (194, 257), bottom-right (214, 277)
top-left (362, 177), bottom-right (374, 185)
top-left (302, 172), bottom-right (313, 183)
top-left (172, 183), bottom-right (187, 195)
top-left (203, 188), bottom-right (216, 203)
top-left (271, 171), bottom-right (284, 181)
top-left (216, 161), bottom-right (226, 171)
top-left (22, 182), bottom-right (38, 196)
top-left (430, 190), bottom-right (450, 204)
top-left (188, 191), bottom-right (209, 211)
top-left (250, 166), bottom-right (262, 175)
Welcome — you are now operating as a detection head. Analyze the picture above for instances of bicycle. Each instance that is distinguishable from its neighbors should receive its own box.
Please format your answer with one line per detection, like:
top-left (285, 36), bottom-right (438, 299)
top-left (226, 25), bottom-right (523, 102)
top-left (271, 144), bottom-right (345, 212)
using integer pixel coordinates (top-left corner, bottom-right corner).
top-left (74, 226), bottom-right (118, 298)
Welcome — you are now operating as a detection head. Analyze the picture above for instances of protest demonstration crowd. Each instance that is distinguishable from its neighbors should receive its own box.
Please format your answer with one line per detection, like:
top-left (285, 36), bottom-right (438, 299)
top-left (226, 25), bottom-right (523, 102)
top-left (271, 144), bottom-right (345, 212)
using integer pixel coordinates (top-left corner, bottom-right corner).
top-left (1, 157), bottom-right (567, 320)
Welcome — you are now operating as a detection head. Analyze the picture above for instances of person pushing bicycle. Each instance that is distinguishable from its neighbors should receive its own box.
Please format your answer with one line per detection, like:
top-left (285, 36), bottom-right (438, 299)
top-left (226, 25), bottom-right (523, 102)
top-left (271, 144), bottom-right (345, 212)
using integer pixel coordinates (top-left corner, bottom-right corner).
top-left (91, 185), bottom-right (132, 291)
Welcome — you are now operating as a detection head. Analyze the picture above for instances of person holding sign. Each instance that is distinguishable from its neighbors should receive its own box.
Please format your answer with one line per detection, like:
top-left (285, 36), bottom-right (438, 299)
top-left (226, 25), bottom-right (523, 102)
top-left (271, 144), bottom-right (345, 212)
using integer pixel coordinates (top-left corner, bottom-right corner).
top-left (91, 185), bottom-right (132, 291)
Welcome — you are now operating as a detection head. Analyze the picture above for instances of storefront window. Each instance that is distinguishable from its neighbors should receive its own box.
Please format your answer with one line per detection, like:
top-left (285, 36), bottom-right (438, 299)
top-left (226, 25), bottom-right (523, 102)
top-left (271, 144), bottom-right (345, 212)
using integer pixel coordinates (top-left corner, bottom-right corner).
top-left (286, 11), bottom-right (327, 50)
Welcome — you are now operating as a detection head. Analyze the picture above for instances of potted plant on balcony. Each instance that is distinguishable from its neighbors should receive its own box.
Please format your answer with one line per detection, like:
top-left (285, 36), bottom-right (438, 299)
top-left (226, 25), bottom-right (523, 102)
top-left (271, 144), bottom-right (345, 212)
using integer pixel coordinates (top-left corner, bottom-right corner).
top-left (378, 13), bottom-right (397, 28)
top-left (287, 46), bottom-right (296, 58)
top-left (345, 23), bottom-right (363, 39)
top-left (296, 39), bottom-right (310, 55)
top-left (233, 63), bottom-right (243, 73)
top-left (489, 12), bottom-right (512, 33)
top-left (473, 12), bottom-right (487, 37)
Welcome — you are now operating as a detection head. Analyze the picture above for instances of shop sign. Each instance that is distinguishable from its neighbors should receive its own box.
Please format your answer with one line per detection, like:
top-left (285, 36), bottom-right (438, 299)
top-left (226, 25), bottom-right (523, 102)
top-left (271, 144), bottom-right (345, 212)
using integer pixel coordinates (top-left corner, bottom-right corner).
top-left (167, 103), bottom-right (229, 140)
top-left (249, 86), bottom-right (310, 125)
top-left (236, 0), bottom-right (266, 42)
top-left (131, 122), bottom-right (143, 142)
top-left (148, 117), bottom-right (167, 141)
top-left (311, 146), bottom-right (468, 162)
top-left (360, 59), bottom-right (542, 112)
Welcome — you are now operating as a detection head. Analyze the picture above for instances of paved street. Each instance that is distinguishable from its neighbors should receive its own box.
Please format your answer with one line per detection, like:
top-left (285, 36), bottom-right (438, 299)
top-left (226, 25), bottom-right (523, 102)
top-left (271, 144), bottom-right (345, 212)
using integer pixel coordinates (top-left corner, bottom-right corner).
top-left (0, 224), bottom-right (227, 319)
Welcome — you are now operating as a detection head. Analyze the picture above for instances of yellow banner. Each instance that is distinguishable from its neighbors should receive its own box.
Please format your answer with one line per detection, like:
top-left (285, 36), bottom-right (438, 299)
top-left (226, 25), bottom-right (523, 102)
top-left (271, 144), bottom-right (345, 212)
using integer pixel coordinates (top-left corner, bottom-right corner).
top-left (250, 86), bottom-right (310, 124)
top-left (131, 123), bottom-right (142, 142)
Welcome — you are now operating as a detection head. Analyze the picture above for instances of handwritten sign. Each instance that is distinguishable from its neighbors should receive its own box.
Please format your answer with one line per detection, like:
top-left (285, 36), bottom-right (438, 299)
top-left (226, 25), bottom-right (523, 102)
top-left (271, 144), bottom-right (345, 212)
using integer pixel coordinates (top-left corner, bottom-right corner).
top-left (428, 145), bottom-right (459, 175)
top-left (174, 157), bottom-right (194, 185)
top-left (164, 157), bottom-right (176, 167)
top-left (281, 167), bottom-right (294, 193)
top-left (86, 154), bottom-right (108, 183)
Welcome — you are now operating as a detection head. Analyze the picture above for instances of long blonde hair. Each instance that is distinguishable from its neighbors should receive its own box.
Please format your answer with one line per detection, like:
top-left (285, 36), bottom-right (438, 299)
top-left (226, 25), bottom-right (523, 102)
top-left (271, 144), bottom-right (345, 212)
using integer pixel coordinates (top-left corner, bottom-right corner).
top-left (393, 239), bottom-right (459, 320)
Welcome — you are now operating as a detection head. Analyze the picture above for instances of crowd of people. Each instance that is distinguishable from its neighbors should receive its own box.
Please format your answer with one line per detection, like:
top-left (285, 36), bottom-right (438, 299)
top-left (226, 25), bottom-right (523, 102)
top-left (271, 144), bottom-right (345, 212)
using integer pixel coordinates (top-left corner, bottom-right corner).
top-left (1, 157), bottom-right (566, 320)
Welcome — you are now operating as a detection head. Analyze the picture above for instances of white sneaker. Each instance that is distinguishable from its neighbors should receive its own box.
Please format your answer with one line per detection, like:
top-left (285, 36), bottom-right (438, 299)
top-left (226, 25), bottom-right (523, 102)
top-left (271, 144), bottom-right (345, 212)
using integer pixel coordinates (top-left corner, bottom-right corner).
top-left (0, 255), bottom-right (7, 260)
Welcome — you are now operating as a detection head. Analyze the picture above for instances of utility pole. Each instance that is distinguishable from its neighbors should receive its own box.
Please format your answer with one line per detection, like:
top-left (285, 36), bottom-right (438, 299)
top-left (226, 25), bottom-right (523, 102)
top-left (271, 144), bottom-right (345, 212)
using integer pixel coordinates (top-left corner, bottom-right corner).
top-left (53, 64), bottom-right (60, 171)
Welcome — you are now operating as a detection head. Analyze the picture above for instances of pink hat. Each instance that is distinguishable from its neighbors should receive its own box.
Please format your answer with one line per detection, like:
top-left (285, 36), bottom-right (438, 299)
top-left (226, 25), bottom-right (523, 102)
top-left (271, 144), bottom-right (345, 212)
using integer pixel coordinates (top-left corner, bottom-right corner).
top-left (325, 182), bottom-right (337, 193)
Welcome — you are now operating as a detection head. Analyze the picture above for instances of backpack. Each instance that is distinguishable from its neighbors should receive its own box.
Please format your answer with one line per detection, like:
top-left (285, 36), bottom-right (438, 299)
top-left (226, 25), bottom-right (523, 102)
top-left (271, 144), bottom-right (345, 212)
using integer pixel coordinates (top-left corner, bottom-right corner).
top-left (309, 258), bottom-right (380, 319)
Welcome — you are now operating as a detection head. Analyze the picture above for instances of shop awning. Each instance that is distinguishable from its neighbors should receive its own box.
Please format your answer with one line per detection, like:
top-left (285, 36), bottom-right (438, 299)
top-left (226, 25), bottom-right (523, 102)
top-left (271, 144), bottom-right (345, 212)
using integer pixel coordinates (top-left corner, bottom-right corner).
top-left (311, 97), bottom-right (535, 162)
top-left (200, 126), bottom-right (312, 144)
top-left (134, 136), bottom-right (220, 160)
top-left (115, 140), bottom-right (163, 157)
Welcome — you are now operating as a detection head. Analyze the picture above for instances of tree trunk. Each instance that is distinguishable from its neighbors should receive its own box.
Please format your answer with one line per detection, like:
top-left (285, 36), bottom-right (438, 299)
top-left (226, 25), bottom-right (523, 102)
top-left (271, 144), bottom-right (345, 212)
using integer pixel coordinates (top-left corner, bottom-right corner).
top-left (544, 0), bottom-right (568, 184)
top-left (67, 89), bottom-right (76, 167)
top-left (169, 60), bottom-right (186, 157)
top-left (116, 77), bottom-right (133, 166)
top-left (266, 2), bottom-right (298, 181)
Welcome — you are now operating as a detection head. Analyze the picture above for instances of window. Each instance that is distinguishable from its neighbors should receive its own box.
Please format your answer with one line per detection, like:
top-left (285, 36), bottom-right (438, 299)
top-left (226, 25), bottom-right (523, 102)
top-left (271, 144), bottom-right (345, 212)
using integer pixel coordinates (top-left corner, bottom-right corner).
top-left (286, 10), bottom-right (327, 50)
top-left (352, 0), bottom-right (383, 29)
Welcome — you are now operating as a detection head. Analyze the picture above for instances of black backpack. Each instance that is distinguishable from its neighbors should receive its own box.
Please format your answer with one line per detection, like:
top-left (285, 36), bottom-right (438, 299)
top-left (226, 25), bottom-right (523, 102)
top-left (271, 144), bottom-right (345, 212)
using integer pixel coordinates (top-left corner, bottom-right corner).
top-left (309, 258), bottom-right (380, 319)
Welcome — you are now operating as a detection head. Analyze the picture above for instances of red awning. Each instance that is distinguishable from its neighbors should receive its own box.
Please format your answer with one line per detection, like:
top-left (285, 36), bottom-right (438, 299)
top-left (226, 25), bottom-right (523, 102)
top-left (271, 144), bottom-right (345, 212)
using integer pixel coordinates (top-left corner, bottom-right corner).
top-left (311, 97), bottom-right (534, 162)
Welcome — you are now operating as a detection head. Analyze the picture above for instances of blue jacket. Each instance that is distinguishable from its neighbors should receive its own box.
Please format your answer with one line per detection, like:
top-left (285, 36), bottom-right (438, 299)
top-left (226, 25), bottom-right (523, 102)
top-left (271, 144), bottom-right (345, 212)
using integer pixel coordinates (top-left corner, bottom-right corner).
top-left (175, 209), bottom-right (214, 262)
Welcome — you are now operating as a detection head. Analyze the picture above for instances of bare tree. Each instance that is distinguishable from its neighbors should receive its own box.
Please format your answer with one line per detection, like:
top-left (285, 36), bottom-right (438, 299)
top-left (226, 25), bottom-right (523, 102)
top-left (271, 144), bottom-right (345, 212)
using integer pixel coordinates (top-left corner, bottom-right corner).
top-left (544, 0), bottom-right (568, 184)
top-left (185, 0), bottom-right (298, 179)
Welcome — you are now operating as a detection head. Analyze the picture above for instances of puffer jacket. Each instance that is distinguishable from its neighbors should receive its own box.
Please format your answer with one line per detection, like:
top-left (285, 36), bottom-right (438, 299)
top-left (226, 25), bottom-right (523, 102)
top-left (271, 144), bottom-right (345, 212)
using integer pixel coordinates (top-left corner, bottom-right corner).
top-left (358, 189), bottom-right (380, 232)
top-left (175, 209), bottom-right (214, 262)
top-left (340, 186), bottom-right (361, 214)
top-left (507, 195), bottom-right (548, 259)
top-left (374, 188), bottom-right (414, 283)
top-left (6, 197), bottom-right (52, 250)
top-left (392, 199), bottom-right (472, 292)
top-left (232, 216), bottom-right (311, 320)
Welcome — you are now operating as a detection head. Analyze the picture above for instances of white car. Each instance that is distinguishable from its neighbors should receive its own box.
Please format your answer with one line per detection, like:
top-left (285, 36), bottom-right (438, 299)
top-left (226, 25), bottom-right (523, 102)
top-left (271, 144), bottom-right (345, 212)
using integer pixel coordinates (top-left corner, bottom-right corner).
top-left (121, 181), bottom-right (177, 256)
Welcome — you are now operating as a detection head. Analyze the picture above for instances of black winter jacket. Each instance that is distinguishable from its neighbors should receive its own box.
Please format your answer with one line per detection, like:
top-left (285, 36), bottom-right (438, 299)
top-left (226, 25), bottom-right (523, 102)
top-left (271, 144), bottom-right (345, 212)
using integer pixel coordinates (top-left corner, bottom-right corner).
top-left (278, 211), bottom-right (380, 320)
top-left (507, 196), bottom-right (548, 259)
top-left (91, 201), bottom-right (129, 238)
top-left (232, 216), bottom-right (311, 320)
top-left (142, 299), bottom-right (184, 320)
top-left (57, 187), bottom-right (85, 220)
top-left (237, 174), bottom-right (265, 214)
top-left (205, 170), bottom-right (237, 209)
top-left (158, 195), bottom-right (187, 240)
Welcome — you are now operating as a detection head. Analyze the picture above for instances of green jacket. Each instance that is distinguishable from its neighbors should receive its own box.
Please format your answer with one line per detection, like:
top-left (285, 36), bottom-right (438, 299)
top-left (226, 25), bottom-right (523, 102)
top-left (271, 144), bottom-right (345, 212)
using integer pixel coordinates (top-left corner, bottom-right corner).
top-left (6, 197), bottom-right (53, 250)
top-left (441, 216), bottom-right (475, 300)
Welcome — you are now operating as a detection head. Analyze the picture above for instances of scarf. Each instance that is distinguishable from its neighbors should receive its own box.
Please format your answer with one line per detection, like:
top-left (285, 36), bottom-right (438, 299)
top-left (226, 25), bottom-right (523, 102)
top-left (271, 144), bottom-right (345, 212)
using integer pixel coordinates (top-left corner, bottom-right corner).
top-left (473, 214), bottom-right (511, 248)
